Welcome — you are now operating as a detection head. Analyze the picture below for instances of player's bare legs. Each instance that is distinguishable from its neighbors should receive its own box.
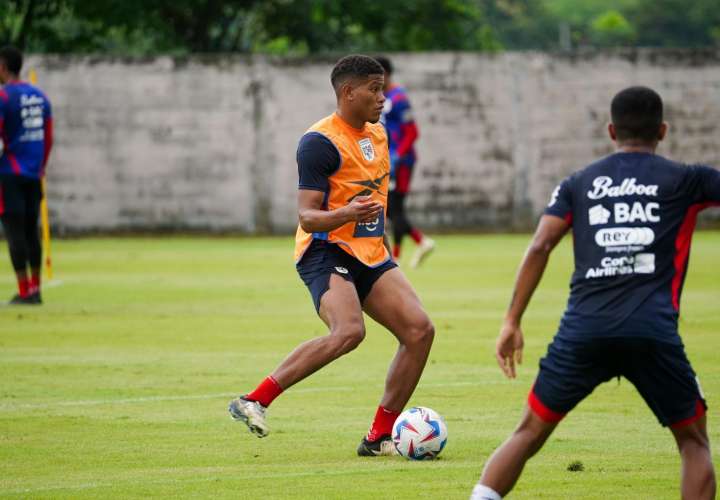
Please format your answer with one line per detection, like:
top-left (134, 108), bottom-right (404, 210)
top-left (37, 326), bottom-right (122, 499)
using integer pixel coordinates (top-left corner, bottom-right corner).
top-left (229, 275), bottom-right (366, 437)
top-left (671, 416), bottom-right (716, 500)
top-left (271, 274), bottom-right (365, 387)
top-left (474, 407), bottom-right (557, 497)
top-left (362, 267), bottom-right (434, 412)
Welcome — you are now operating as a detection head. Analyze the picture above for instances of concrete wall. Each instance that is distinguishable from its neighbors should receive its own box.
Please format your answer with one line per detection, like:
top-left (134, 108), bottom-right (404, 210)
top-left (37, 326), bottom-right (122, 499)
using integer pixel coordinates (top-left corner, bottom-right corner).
top-left (25, 50), bottom-right (720, 233)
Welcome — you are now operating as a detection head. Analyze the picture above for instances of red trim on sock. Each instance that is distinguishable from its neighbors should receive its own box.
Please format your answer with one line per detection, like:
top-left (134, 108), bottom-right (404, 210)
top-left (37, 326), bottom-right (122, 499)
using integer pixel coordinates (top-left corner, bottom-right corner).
top-left (528, 388), bottom-right (565, 423)
top-left (409, 229), bottom-right (423, 244)
top-left (670, 399), bottom-right (707, 429)
top-left (367, 405), bottom-right (401, 442)
top-left (30, 273), bottom-right (40, 294)
top-left (17, 277), bottom-right (30, 298)
top-left (246, 376), bottom-right (283, 408)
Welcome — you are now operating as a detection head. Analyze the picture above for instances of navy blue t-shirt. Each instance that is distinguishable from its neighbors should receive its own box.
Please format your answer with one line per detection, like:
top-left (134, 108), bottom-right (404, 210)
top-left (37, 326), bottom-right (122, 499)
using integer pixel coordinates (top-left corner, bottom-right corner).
top-left (545, 152), bottom-right (720, 344)
top-left (296, 132), bottom-right (340, 193)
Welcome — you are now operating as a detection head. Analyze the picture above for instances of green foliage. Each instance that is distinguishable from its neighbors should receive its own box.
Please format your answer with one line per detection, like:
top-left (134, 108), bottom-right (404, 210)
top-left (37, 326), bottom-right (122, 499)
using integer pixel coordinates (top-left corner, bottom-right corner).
top-left (590, 10), bottom-right (636, 47)
top-left (1, 0), bottom-right (719, 54)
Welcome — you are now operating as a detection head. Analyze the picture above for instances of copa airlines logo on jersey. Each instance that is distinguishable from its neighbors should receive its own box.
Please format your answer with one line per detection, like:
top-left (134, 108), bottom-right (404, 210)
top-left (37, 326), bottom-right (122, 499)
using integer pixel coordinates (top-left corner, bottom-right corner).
top-left (585, 253), bottom-right (656, 279)
top-left (587, 177), bottom-right (659, 199)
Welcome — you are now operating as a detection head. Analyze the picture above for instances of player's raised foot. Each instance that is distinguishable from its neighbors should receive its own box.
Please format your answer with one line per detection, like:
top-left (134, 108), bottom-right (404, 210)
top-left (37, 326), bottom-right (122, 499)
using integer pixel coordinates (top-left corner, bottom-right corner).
top-left (228, 396), bottom-right (269, 438)
top-left (7, 293), bottom-right (41, 306)
top-left (357, 435), bottom-right (398, 457)
top-left (410, 237), bottom-right (435, 269)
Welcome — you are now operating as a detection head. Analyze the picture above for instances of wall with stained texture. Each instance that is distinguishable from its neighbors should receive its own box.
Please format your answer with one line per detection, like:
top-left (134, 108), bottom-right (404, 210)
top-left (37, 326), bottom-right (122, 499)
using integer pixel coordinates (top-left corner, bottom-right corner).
top-left (25, 50), bottom-right (720, 233)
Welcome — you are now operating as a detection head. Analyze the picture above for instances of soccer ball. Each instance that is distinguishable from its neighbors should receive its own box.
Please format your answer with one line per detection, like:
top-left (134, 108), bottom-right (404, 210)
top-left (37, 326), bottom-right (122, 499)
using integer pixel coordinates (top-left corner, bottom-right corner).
top-left (392, 406), bottom-right (448, 460)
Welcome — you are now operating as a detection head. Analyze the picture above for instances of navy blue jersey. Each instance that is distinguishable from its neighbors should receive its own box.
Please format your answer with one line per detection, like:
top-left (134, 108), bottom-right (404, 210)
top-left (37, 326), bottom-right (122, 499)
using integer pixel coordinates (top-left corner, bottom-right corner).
top-left (296, 132), bottom-right (340, 193)
top-left (380, 85), bottom-right (416, 165)
top-left (0, 81), bottom-right (53, 179)
top-left (545, 152), bottom-right (720, 344)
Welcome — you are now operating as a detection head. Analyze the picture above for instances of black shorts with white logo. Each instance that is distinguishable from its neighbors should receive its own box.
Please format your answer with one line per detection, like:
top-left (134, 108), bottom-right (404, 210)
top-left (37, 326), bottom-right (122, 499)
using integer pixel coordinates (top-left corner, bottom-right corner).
top-left (530, 336), bottom-right (707, 427)
top-left (296, 239), bottom-right (396, 313)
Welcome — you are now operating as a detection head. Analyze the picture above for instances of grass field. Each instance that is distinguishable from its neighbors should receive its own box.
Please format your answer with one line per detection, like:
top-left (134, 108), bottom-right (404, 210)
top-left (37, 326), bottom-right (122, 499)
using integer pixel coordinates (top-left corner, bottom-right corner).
top-left (0, 233), bottom-right (718, 499)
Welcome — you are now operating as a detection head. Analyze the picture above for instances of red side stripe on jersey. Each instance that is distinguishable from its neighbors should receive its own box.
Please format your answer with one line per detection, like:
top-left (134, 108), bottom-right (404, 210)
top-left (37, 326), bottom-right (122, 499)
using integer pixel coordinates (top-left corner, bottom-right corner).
top-left (0, 89), bottom-right (8, 102)
top-left (528, 387), bottom-right (566, 423)
top-left (564, 212), bottom-right (573, 225)
top-left (395, 121), bottom-right (418, 158)
top-left (671, 202), bottom-right (720, 310)
top-left (7, 153), bottom-right (21, 175)
top-left (670, 399), bottom-right (707, 429)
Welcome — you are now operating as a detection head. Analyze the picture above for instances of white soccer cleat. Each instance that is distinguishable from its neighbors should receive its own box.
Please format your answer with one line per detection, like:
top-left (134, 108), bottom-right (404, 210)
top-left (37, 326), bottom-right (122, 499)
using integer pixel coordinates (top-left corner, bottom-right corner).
top-left (357, 435), bottom-right (399, 456)
top-left (410, 237), bottom-right (435, 269)
top-left (228, 396), bottom-right (269, 438)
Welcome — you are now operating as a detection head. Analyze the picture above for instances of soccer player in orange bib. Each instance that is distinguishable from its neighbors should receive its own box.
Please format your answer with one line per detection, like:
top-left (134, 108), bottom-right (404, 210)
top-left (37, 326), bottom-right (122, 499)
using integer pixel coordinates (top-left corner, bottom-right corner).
top-left (229, 55), bottom-right (435, 456)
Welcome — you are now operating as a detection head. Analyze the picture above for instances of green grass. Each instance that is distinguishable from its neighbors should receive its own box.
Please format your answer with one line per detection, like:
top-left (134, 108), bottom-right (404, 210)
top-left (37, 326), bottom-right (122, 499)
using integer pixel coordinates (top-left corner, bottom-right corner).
top-left (0, 233), bottom-right (718, 499)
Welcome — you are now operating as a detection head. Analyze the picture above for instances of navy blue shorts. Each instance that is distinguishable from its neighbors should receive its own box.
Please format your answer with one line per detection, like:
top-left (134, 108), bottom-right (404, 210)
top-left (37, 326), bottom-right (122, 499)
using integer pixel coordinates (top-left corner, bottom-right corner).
top-left (296, 239), bottom-right (397, 313)
top-left (530, 337), bottom-right (707, 427)
top-left (0, 175), bottom-right (42, 217)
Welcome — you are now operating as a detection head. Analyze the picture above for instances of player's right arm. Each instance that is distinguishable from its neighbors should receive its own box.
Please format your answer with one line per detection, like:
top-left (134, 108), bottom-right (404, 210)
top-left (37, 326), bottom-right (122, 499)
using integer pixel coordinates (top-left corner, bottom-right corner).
top-left (496, 178), bottom-right (573, 379)
top-left (296, 131), bottom-right (382, 233)
top-left (298, 191), bottom-right (382, 233)
top-left (496, 216), bottom-right (569, 378)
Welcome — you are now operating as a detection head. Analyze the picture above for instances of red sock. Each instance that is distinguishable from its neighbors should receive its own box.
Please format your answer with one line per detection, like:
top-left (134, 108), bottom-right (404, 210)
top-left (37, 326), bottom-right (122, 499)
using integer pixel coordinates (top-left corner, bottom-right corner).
top-left (17, 276), bottom-right (30, 298)
top-left (367, 405), bottom-right (401, 442)
top-left (246, 376), bottom-right (283, 408)
top-left (392, 244), bottom-right (401, 259)
top-left (30, 272), bottom-right (40, 295)
top-left (410, 229), bottom-right (423, 244)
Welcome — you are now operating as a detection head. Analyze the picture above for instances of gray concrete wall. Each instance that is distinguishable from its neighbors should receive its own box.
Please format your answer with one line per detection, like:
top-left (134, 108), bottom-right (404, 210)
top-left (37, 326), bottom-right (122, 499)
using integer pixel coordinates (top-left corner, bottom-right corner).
top-left (24, 50), bottom-right (720, 233)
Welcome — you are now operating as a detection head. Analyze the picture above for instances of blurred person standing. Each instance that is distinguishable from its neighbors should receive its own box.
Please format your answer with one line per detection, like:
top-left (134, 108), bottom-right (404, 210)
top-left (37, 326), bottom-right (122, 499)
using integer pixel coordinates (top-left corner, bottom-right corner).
top-left (0, 46), bottom-right (53, 305)
top-left (376, 56), bottom-right (434, 268)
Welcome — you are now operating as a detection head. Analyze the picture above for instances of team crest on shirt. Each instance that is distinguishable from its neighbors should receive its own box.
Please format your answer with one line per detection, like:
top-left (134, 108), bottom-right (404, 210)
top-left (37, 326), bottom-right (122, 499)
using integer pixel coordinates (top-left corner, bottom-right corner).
top-left (358, 138), bottom-right (375, 162)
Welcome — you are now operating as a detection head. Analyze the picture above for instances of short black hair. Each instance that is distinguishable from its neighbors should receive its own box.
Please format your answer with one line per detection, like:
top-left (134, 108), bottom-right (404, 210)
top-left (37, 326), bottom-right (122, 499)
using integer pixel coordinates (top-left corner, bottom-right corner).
top-left (330, 55), bottom-right (384, 92)
top-left (0, 46), bottom-right (23, 75)
top-left (610, 86), bottom-right (663, 142)
top-left (375, 56), bottom-right (393, 75)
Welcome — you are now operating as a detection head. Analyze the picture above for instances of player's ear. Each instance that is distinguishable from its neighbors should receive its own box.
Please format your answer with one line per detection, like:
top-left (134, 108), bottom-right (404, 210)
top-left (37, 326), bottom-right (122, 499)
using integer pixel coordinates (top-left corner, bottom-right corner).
top-left (608, 123), bottom-right (617, 141)
top-left (341, 81), bottom-right (355, 102)
top-left (657, 122), bottom-right (668, 142)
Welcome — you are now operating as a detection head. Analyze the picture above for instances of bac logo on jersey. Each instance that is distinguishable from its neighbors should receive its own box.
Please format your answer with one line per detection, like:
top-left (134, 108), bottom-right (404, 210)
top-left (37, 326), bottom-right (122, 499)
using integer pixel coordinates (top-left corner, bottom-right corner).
top-left (588, 204), bottom-right (611, 226)
top-left (358, 138), bottom-right (375, 162)
top-left (353, 212), bottom-right (385, 238)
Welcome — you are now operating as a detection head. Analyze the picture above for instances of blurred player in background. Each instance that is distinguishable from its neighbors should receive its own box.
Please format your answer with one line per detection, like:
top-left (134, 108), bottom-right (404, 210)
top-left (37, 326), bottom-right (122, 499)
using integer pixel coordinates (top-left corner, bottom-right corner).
top-left (0, 46), bottom-right (53, 305)
top-left (470, 87), bottom-right (716, 500)
top-left (375, 56), bottom-right (434, 268)
top-left (229, 55), bottom-right (435, 457)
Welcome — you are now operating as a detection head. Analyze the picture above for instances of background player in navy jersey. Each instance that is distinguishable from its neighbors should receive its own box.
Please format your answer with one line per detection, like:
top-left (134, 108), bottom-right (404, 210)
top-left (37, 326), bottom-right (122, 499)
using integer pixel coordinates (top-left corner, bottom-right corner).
top-left (375, 56), bottom-right (435, 268)
top-left (471, 87), bottom-right (717, 500)
top-left (0, 46), bottom-right (53, 305)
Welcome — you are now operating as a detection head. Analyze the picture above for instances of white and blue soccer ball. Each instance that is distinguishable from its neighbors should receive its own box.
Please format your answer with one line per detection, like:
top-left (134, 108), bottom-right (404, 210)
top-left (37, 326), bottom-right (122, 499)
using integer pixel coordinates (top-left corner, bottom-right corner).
top-left (392, 406), bottom-right (448, 460)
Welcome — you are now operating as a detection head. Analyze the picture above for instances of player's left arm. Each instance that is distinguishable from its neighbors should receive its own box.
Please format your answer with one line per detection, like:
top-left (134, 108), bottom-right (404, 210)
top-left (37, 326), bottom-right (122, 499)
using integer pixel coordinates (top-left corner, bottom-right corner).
top-left (697, 165), bottom-right (720, 202)
top-left (42, 97), bottom-right (53, 173)
top-left (496, 215), bottom-right (569, 378)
